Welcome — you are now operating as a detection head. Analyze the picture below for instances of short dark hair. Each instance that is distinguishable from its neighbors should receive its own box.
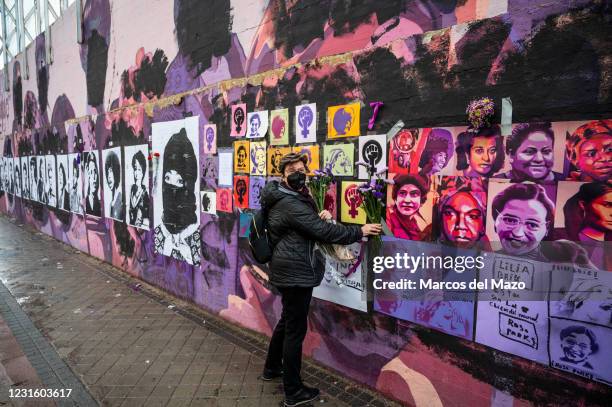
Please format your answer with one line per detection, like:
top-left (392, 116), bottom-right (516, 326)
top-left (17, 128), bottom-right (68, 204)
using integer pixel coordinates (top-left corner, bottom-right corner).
top-left (560, 325), bottom-right (598, 354)
top-left (506, 122), bottom-right (554, 156)
top-left (455, 125), bottom-right (505, 174)
top-left (104, 151), bottom-right (121, 189)
top-left (132, 150), bottom-right (147, 173)
top-left (491, 183), bottom-right (554, 228)
top-left (279, 152), bottom-right (309, 175)
top-left (391, 174), bottom-right (429, 203)
top-left (564, 182), bottom-right (612, 240)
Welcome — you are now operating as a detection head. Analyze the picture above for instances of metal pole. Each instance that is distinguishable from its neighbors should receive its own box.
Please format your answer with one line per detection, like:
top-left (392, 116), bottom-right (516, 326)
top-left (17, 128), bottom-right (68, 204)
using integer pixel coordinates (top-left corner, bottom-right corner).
top-left (1, 0), bottom-right (9, 91)
top-left (43, 0), bottom-right (51, 64)
top-left (75, 0), bottom-right (82, 44)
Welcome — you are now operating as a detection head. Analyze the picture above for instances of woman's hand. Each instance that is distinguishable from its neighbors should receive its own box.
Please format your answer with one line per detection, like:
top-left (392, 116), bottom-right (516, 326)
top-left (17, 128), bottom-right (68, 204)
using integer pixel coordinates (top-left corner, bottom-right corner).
top-left (361, 224), bottom-right (382, 236)
top-left (319, 210), bottom-right (332, 221)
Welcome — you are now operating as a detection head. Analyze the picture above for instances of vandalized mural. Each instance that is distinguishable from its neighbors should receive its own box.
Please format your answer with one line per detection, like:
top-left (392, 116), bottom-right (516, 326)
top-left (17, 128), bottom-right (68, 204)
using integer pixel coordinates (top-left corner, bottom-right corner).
top-left (0, 0), bottom-right (611, 405)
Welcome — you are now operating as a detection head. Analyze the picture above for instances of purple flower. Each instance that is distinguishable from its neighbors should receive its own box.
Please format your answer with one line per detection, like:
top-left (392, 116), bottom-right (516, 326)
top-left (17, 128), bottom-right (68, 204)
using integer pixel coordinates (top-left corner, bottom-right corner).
top-left (373, 191), bottom-right (384, 200)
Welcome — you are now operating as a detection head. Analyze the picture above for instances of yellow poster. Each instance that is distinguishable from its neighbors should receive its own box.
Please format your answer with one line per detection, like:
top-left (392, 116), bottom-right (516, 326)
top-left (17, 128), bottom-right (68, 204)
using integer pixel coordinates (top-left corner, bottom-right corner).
top-left (292, 145), bottom-right (319, 175)
top-left (327, 102), bottom-right (360, 138)
top-left (340, 181), bottom-right (366, 224)
top-left (267, 146), bottom-right (291, 176)
top-left (234, 140), bottom-right (250, 173)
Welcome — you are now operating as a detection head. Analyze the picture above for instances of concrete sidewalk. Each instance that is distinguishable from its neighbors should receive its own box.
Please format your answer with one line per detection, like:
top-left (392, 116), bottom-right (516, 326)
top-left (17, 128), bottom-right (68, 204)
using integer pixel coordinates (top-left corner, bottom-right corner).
top-left (0, 215), bottom-right (396, 407)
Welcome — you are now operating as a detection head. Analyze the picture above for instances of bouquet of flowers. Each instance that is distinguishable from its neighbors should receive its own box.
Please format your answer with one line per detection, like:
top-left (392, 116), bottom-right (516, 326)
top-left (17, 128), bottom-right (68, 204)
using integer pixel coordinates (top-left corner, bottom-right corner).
top-left (356, 166), bottom-right (390, 251)
top-left (308, 164), bottom-right (357, 264)
top-left (466, 97), bottom-right (495, 130)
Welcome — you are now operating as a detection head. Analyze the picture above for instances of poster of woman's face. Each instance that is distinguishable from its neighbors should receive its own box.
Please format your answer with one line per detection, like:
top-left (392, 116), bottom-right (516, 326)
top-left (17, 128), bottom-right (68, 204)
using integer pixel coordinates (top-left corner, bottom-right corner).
top-left (415, 128), bottom-right (456, 177)
top-left (84, 151), bottom-right (101, 217)
top-left (267, 146), bottom-right (291, 176)
top-left (13, 157), bottom-right (21, 197)
top-left (455, 125), bottom-right (505, 178)
top-left (435, 177), bottom-right (487, 249)
top-left (68, 153), bottom-right (83, 215)
top-left (323, 143), bottom-right (354, 177)
top-left (486, 180), bottom-right (556, 256)
top-left (386, 173), bottom-right (433, 241)
top-left (249, 176), bottom-right (265, 210)
top-left (102, 147), bottom-right (124, 221)
top-left (234, 140), bottom-right (250, 174)
top-left (28, 156), bottom-right (38, 202)
top-left (152, 117), bottom-right (201, 266)
top-left (20, 157), bottom-right (29, 200)
top-left (45, 155), bottom-right (57, 207)
top-left (247, 111), bottom-right (268, 139)
top-left (564, 120), bottom-right (612, 183)
top-left (56, 155), bottom-right (70, 211)
top-left (200, 190), bottom-right (216, 215)
top-left (250, 141), bottom-right (266, 176)
top-left (36, 156), bottom-right (46, 203)
top-left (124, 144), bottom-right (150, 229)
top-left (494, 122), bottom-right (565, 183)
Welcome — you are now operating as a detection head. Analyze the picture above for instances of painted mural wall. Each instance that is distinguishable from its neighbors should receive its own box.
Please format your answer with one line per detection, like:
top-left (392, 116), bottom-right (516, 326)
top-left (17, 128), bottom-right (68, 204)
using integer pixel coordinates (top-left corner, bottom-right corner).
top-left (0, 0), bottom-right (611, 405)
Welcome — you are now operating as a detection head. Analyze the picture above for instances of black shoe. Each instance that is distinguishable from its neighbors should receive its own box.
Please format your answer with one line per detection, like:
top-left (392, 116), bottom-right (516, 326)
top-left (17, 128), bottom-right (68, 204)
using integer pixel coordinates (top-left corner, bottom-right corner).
top-left (284, 386), bottom-right (320, 406)
top-left (261, 368), bottom-right (283, 381)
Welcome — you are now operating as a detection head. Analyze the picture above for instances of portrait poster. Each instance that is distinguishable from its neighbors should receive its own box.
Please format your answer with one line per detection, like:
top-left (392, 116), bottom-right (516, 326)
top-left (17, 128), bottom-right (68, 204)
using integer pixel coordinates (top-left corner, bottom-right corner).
top-left (234, 140), bottom-right (250, 174)
top-left (385, 173), bottom-right (434, 241)
top-left (324, 182), bottom-right (337, 221)
top-left (68, 153), bottom-right (83, 215)
top-left (152, 117), bottom-right (201, 266)
top-left (340, 181), bottom-right (366, 224)
top-left (13, 157), bottom-right (21, 198)
top-left (269, 108), bottom-right (289, 146)
top-left (36, 156), bottom-right (47, 203)
top-left (218, 149), bottom-right (234, 187)
top-left (230, 103), bottom-right (247, 137)
top-left (217, 188), bottom-right (233, 213)
top-left (323, 143), bottom-right (354, 177)
top-left (292, 145), bottom-right (319, 176)
top-left (20, 156), bottom-right (30, 201)
top-left (389, 128), bottom-right (419, 175)
top-left (239, 212), bottom-right (251, 238)
top-left (102, 147), bottom-right (124, 221)
top-left (373, 238), bottom-right (476, 340)
top-left (358, 134), bottom-right (387, 179)
top-left (267, 146), bottom-right (291, 176)
top-left (201, 155), bottom-right (218, 190)
top-left (55, 155), bottom-right (70, 211)
top-left (549, 318), bottom-right (612, 385)
top-left (295, 103), bottom-right (317, 144)
top-left (44, 155), bottom-right (57, 207)
top-left (313, 242), bottom-right (367, 312)
top-left (412, 127), bottom-right (457, 177)
top-left (475, 254), bottom-right (550, 364)
top-left (124, 144), bottom-right (151, 230)
top-left (202, 123), bottom-right (217, 154)
top-left (83, 151), bottom-right (101, 217)
top-left (233, 175), bottom-right (249, 209)
top-left (562, 119), bottom-right (611, 182)
top-left (247, 111), bottom-right (269, 139)
top-left (249, 176), bottom-right (265, 210)
top-left (201, 190), bottom-right (217, 215)
top-left (250, 141), bottom-right (266, 176)
top-left (327, 102), bottom-right (360, 138)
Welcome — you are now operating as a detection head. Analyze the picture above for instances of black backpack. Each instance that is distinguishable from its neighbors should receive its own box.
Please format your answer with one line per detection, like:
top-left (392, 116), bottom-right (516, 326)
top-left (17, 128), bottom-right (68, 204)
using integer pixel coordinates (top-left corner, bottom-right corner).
top-left (248, 205), bottom-right (274, 264)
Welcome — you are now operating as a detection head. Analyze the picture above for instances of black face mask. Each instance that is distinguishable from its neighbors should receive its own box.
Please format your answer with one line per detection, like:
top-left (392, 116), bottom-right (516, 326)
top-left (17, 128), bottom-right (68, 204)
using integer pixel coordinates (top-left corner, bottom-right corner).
top-left (287, 171), bottom-right (306, 190)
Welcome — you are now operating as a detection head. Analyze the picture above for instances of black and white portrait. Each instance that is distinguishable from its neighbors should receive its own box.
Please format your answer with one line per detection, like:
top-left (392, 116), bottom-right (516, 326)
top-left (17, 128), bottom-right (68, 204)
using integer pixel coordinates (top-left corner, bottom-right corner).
top-left (13, 157), bottom-right (21, 197)
top-left (45, 155), bottom-right (57, 207)
top-left (83, 151), bottom-right (102, 217)
top-left (29, 157), bottom-right (38, 202)
top-left (68, 153), bottom-right (83, 215)
top-left (20, 157), bottom-right (29, 200)
top-left (102, 147), bottom-right (124, 221)
top-left (36, 156), bottom-right (46, 203)
top-left (247, 110), bottom-right (268, 139)
top-left (124, 144), bottom-right (150, 230)
top-left (152, 117), bottom-right (201, 266)
top-left (56, 155), bottom-right (70, 211)
top-left (201, 190), bottom-right (216, 215)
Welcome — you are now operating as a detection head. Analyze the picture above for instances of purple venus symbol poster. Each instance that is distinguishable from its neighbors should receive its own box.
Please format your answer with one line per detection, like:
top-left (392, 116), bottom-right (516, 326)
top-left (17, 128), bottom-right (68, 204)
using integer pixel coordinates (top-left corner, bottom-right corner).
top-left (295, 103), bottom-right (317, 144)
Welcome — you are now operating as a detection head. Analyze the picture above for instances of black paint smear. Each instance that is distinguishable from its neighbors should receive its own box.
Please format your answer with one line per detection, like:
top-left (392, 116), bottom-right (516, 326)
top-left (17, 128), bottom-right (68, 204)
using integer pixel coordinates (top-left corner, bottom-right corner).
top-left (175, 0), bottom-right (232, 76)
top-left (17, 138), bottom-right (34, 157)
top-left (495, 1), bottom-right (612, 121)
top-left (86, 30), bottom-right (109, 107)
top-left (37, 64), bottom-right (49, 113)
top-left (413, 326), bottom-right (610, 406)
top-left (36, 127), bottom-right (64, 155)
top-left (109, 117), bottom-right (144, 147)
top-left (113, 220), bottom-right (135, 258)
top-left (12, 63), bottom-right (22, 126)
top-left (122, 49), bottom-right (169, 102)
top-left (23, 94), bottom-right (37, 130)
top-left (208, 94), bottom-right (231, 148)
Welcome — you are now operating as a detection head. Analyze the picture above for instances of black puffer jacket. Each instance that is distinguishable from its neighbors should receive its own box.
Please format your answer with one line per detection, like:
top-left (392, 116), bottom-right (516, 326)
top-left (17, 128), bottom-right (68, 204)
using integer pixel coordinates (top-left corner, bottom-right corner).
top-left (260, 181), bottom-right (363, 287)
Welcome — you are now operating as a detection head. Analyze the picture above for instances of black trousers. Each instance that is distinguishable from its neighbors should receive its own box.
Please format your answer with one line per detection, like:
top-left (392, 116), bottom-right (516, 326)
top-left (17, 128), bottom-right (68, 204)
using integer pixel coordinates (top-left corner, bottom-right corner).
top-left (264, 286), bottom-right (313, 396)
